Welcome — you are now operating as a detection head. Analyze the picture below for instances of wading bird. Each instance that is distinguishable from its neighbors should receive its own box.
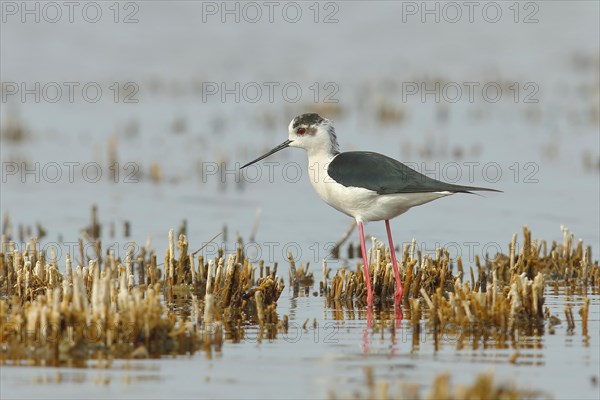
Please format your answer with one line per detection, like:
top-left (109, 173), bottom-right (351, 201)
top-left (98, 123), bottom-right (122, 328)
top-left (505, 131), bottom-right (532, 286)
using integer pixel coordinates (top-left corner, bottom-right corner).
top-left (241, 113), bottom-right (500, 306)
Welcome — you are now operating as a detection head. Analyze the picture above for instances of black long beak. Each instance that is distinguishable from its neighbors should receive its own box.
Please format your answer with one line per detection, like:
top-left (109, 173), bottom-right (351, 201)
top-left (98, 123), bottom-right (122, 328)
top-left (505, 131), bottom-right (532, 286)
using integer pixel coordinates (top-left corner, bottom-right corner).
top-left (240, 139), bottom-right (293, 169)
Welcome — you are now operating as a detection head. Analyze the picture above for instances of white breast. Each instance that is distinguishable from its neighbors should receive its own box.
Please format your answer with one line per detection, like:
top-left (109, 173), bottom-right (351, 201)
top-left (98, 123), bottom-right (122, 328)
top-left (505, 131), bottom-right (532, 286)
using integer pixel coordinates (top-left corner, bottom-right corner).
top-left (307, 153), bottom-right (453, 222)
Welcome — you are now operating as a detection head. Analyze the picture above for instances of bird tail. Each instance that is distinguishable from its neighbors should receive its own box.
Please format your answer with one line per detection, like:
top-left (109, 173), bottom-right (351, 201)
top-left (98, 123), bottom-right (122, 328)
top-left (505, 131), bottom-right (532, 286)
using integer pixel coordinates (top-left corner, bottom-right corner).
top-left (451, 185), bottom-right (503, 195)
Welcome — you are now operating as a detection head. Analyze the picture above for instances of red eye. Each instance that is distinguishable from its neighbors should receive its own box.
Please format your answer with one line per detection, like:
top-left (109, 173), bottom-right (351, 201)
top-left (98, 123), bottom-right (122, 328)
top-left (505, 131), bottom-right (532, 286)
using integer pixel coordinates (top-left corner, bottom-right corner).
top-left (297, 128), bottom-right (306, 135)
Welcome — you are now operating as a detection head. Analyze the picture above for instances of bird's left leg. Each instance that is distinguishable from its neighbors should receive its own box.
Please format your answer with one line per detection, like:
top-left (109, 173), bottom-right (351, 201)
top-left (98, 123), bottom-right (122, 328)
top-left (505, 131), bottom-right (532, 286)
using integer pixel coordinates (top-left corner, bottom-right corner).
top-left (357, 221), bottom-right (374, 306)
top-left (385, 220), bottom-right (403, 304)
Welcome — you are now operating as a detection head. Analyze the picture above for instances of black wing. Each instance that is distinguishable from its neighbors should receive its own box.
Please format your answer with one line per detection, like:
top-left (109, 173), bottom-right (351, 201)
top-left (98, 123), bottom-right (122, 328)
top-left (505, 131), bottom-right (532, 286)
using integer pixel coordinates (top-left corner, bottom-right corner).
top-left (327, 152), bottom-right (501, 195)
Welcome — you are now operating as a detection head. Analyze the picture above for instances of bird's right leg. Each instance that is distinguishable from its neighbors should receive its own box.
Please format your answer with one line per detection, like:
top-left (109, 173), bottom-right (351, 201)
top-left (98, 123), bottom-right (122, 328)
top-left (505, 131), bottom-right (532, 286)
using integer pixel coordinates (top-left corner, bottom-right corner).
top-left (357, 221), bottom-right (373, 306)
top-left (385, 220), bottom-right (403, 305)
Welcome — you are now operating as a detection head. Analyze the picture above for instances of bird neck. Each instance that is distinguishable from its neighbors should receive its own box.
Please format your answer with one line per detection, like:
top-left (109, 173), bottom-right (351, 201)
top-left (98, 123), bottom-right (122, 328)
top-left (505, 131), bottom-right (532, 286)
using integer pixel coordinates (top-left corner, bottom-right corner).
top-left (306, 146), bottom-right (338, 172)
top-left (326, 125), bottom-right (341, 155)
top-left (306, 125), bottom-right (340, 160)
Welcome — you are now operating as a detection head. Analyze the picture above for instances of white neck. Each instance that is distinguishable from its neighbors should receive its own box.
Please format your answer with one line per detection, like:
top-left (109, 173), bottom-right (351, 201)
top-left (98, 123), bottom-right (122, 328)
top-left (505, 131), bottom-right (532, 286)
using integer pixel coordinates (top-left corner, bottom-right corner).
top-left (305, 145), bottom-right (337, 185)
top-left (305, 145), bottom-right (337, 162)
top-left (305, 126), bottom-right (340, 160)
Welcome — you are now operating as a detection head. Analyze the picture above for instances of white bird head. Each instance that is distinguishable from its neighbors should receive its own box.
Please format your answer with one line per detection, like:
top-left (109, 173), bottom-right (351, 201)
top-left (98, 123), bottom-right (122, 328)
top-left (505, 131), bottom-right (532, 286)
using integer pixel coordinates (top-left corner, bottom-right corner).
top-left (240, 113), bottom-right (339, 169)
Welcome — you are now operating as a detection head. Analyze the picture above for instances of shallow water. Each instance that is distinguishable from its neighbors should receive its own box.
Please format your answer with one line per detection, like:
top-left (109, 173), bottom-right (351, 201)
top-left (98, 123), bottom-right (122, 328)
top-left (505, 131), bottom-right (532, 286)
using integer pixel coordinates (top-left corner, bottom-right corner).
top-left (1, 287), bottom-right (598, 399)
top-left (1, 1), bottom-right (599, 398)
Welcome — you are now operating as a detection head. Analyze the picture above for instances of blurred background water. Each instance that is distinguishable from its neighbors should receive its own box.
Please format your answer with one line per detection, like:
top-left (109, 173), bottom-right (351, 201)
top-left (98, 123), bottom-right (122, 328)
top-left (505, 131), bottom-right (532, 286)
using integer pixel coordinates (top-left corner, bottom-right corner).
top-left (1, 1), bottom-right (599, 399)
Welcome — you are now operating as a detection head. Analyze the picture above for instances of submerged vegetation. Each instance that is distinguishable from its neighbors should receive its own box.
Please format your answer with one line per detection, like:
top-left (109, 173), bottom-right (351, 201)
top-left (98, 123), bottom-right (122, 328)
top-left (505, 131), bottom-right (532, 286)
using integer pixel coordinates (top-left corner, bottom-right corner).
top-left (325, 226), bottom-right (598, 350)
top-left (0, 208), bottom-right (597, 374)
top-left (0, 223), bottom-right (286, 366)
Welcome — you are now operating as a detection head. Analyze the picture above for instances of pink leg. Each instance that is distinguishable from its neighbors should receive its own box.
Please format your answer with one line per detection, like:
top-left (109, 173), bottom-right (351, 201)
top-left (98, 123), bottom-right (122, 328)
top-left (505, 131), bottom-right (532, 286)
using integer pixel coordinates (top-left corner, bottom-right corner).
top-left (385, 220), bottom-right (403, 304)
top-left (357, 221), bottom-right (373, 306)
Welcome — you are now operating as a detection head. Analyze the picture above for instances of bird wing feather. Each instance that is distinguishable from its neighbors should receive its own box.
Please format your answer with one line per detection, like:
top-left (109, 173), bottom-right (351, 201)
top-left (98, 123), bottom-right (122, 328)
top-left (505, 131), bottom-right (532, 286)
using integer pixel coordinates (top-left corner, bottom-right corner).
top-left (327, 152), bottom-right (500, 195)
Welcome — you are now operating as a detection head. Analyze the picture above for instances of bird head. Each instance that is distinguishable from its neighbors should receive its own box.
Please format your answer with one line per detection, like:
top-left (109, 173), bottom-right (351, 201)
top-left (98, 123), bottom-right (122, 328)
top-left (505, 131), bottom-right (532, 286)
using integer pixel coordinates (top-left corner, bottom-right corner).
top-left (240, 113), bottom-right (339, 169)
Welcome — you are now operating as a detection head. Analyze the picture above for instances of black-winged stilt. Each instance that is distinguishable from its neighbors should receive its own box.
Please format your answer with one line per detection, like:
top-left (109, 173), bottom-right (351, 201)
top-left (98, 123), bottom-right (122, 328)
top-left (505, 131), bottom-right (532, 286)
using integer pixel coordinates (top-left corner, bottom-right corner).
top-left (241, 113), bottom-right (500, 306)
